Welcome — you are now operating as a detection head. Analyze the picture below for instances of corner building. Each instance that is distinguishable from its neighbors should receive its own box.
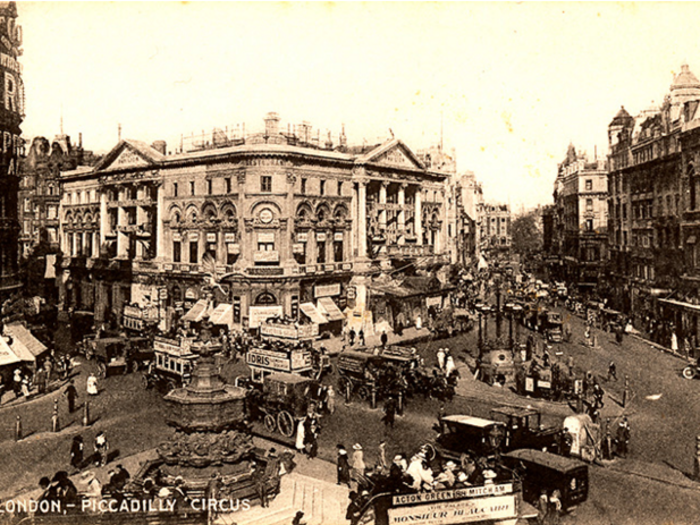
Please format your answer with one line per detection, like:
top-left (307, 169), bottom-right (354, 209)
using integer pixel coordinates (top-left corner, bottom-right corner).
top-left (58, 114), bottom-right (450, 333)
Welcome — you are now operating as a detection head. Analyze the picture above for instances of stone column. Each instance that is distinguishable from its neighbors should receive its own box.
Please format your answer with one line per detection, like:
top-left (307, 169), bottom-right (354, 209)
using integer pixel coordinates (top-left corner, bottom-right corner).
top-left (439, 188), bottom-right (447, 254)
top-left (99, 191), bottom-right (108, 254)
top-left (379, 181), bottom-right (388, 230)
top-left (358, 180), bottom-right (368, 258)
top-left (351, 182), bottom-right (358, 258)
top-left (117, 205), bottom-right (128, 258)
top-left (398, 184), bottom-right (406, 244)
top-left (156, 183), bottom-right (165, 260)
top-left (415, 187), bottom-right (423, 246)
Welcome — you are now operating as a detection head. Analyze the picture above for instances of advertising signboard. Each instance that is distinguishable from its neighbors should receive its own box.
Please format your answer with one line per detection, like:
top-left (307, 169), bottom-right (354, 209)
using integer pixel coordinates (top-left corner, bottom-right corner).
top-left (248, 305), bottom-right (284, 328)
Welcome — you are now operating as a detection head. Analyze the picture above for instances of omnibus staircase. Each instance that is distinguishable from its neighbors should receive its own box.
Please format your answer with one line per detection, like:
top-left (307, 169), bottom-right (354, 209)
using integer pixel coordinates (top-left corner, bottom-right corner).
top-left (215, 472), bottom-right (348, 525)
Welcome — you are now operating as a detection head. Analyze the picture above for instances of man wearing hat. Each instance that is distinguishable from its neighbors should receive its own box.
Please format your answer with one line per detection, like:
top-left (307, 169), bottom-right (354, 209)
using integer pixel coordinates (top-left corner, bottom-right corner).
top-left (433, 462), bottom-right (456, 489)
top-left (265, 448), bottom-right (281, 494)
top-left (292, 510), bottom-right (307, 525)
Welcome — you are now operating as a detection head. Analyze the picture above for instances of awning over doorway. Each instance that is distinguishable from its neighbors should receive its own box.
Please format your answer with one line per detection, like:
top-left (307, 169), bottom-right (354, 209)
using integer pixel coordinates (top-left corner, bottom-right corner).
top-left (300, 302), bottom-right (326, 325)
top-left (317, 297), bottom-right (345, 322)
top-left (4, 322), bottom-right (47, 361)
top-left (0, 336), bottom-right (21, 367)
top-left (181, 299), bottom-right (209, 322)
top-left (209, 303), bottom-right (234, 329)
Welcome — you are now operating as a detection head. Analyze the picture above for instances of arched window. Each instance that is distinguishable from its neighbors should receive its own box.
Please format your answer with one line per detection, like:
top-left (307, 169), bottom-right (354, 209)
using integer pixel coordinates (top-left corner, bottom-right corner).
top-left (254, 292), bottom-right (277, 305)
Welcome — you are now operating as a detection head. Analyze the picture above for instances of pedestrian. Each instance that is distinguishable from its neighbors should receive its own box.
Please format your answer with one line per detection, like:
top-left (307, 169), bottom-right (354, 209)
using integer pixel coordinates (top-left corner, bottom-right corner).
top-left (327, 385), bottom-right (336, 415)
top-left (349, 328), bottom-right (356, 346)
top-left (537, 490), bottom-right (550, 525)
top-left (671, 331), bottom-right (679, 354)
top-left (70, 435), bottom-right (84, 471)
top-left (94, 431), bottom-right (109, 467)
top-left (445, 355), bottom-right (456, 378)
top-left (358, 329), bottom-right (365, 346)
top-left (352, 443), bottom-right (365, 481)
top-left (295, 417), bottom-right (306, 455)
top-left (250, 460), bottom-right (268, 508)
top-left (336, 444), bottom-right (351, 487)
top-left (35, 366), bottom-right (46, 395)
top-left (12, 368), bottom-right (22, 398)
top-left (607, 361), bottom-right (617, 382)
top-left (378, 440), bottom-right (388, 471)
top-left (616, 417), bottom-right (631, 458)
top-left (307, 420), bottom-right (319, 459)
top-left (45, 358), bottom-right (53, 383)
top-left (436, 348), bottom-right (446, 371)
top-left (380, 330), bottom-right (388, 348)
top-left (382, 396), bottom-right (397, 429)
top-left (291, 511), bottom-right (307, 525)
top-left (548, 490), bottom-right (562, 525)
top-left (64, 379), bottom-right (78, 413)
top-left (21, 376), bottom-right (30, 397)
top-left (87, 373), bottom-right (98, 396)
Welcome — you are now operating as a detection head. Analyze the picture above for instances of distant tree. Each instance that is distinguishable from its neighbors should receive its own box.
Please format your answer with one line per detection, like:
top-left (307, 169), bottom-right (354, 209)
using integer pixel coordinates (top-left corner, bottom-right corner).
top-left (511, 213), bottom-right (542, 256)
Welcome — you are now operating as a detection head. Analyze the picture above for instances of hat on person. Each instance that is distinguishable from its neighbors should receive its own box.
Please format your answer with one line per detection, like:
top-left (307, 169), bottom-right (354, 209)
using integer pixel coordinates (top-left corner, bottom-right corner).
top-left (393, 455), bottom-right (403, 463)
top-left (445, 461), bottom-right (457, 470)
top-left (353, 443), bottom-right (363, 451)
top-left (295, 511), bottom-right (304, 518)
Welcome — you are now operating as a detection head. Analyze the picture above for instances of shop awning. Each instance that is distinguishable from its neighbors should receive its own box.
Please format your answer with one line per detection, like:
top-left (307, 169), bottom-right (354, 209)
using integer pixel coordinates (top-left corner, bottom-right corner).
top-left (4, 322), bottom-right (47, 360)
top-left (317, 297), bottom-right (345, 322)
top-left (658, 297), bottom-right (700, 313)
top-left (181, 299), bottom-right (209, 322)
top-left (209, 303), bottom-right (234, 328)
top-left (0, 336), bottom-right (21, 367)
top-left (300, 302), bottom-right (326, 324)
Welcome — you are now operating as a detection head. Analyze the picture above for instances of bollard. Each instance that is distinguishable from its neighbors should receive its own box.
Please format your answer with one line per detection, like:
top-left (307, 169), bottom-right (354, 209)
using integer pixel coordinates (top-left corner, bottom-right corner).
top-left (694, 436), bottom-right (700, 481)
top-left (51, 399), bottom-right (60, 433)
top-left (592, 335), bottom-right (598, 348)
top-left (576, 395), bottom-right (583, 414)
top-left (345, 382), bottom-right (352, 404)
top-left (622, 375), bottom-right (629, 408)
top-left (14, 415), bottom-right (21, 441)
top-left (371, 385), bottom-right (377, 410)
top-left (397, 391), bottom-right (404, 416)
top-left (82, 401), bottom-right (90, 426)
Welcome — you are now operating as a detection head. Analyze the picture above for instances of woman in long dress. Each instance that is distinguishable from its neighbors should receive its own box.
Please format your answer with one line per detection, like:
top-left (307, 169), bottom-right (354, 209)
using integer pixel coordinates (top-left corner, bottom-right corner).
top-left (295, 417), bottom-right (306, 454)
top-left (86, 374), bottom-right (98, 396)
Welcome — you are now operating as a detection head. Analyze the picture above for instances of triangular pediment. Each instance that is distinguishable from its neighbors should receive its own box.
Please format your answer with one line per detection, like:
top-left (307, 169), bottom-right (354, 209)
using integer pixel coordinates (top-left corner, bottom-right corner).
top-left (359, 139), bottom-right (425, 170)
top-left (97, 139), bottom-right (165, 171)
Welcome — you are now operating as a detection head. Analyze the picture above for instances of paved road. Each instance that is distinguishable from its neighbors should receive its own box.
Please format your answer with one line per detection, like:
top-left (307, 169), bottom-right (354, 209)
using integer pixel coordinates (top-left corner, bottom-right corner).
top-left (2, 315), bottom-right (700, 524)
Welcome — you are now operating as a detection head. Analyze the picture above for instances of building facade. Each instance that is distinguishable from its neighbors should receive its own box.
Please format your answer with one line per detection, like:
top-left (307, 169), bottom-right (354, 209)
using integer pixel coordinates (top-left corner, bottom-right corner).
top-left (0, 2), bottom-right (24, 298)
top-left (479, 202), bottom-right (511, 254)
top-left (607, 64), bottom-right (700, 320)
top-left (58, 114), bottom-right (451, 334)
top-left (552, 144), bottom-right (608, 291)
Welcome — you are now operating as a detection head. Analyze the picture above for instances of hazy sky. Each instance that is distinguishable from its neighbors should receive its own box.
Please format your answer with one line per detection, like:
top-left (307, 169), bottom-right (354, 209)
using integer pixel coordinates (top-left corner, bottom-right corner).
top-left (15, 2), bottom-right (700, 210)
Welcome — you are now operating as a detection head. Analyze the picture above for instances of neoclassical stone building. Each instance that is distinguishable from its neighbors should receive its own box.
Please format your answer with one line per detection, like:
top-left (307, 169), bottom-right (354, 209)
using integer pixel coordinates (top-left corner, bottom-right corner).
top-left (58, 114), bottom-right (451, 333)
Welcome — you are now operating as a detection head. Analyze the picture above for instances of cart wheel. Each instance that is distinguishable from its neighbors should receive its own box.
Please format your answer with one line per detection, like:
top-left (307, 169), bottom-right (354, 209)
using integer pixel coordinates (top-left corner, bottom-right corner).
top-left (141, 373), bottom-right (150, 389)
top-left (97, 363), bottom-right (107, 379)
top-left (682, 366), bottom-right (696, 380)
top-left (358, 386), bottom-right (371, 400)
top-left (166, 381), bottom-right (177, 393)
top-left (264, 414), bottom-right (277, 433)
top-left (277, 411), bottom-right (295, 438)
top-left (424, 444), bottom-right (436, 461)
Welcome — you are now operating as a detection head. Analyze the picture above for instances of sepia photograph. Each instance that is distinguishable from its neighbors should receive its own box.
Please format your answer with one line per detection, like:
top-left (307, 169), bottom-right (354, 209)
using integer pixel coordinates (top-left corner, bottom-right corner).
top-left (0, 2), bottom-right (700, 524)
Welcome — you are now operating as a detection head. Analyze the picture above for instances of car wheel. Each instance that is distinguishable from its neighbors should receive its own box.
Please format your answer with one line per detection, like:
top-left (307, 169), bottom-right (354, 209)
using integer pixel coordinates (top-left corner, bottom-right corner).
top-left (682, 366), bottom-right (696, 380)
top-left (264, 414), bottom-right (277, 433)
top-left (277, 411), bottom-right (295, 438)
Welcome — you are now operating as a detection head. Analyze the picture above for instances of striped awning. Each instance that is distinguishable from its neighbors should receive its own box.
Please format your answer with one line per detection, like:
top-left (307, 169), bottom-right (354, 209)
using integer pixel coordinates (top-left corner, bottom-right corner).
top-left (181, 299), bottom-right (209, 322)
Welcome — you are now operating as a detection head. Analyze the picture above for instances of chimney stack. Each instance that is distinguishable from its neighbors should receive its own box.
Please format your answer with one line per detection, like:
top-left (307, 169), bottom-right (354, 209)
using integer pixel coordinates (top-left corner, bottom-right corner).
top-left (264, 112), bottom-right (280, 138)
top-left (152, 140), bottom-right (167, 155)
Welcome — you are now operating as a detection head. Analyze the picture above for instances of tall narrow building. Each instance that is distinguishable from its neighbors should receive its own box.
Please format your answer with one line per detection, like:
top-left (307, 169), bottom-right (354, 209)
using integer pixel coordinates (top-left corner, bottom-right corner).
top-left (0, 2), bottom-right (24, 299)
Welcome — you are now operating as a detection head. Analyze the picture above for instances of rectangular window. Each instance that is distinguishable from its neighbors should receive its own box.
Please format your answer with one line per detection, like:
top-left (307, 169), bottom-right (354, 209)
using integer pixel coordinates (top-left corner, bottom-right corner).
top-left (189, 241), bottom-right (198, 263)
top-left (173, 183), bottom-right (178, 197)
top-left (301, 178), bottom-right (307, 195)
top-left (317, 241), bottom-right (326, 264)
top-left (225, 177), bottom-right (231, 194)
top-left (320, 180), bottom-right (325, 196)
top-left (207, 179), bottom-right (213, 195)
top-left (334, 241), bottom-right (343, 262)
top-left (258, 242), bottom-right (274, 251)
top-left (233, 296), bottom-right (241, 324)
top-left (261, 175), bottom-right (272, 193)
top-left (585, 179), bottom-right (592, 191)
top-left (586, 199), bottom-right (593, 212)
top-left (337, 181), bottom-right (342, 195)
top-left (291, 295), bottom-right (299, 320)
top-left (190, 181), bottom-right (195, 196)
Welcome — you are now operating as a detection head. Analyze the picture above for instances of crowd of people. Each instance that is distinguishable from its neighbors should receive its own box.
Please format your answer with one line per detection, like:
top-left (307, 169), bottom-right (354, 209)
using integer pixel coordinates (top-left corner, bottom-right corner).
top-left (0, 351), bottom-right (73, 405)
